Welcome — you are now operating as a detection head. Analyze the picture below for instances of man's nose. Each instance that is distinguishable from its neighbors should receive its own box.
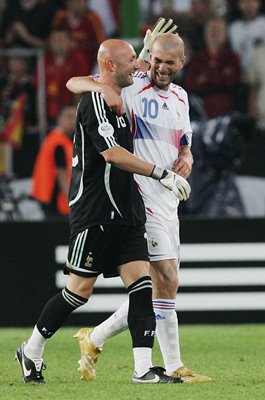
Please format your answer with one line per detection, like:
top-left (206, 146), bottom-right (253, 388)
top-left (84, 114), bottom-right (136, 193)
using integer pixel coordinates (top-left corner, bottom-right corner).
top-left (158, 63), bottom-right (168, 72)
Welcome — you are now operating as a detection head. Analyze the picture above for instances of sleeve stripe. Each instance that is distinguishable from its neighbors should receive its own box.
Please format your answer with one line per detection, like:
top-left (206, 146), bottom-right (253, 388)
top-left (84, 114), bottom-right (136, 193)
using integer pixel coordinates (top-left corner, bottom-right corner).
top-left (92, 92), bottom-right (118, 148)
top-left (92, 92), bottom-right (108, 124)
top-left (99, 94), bottom-right (108, 122)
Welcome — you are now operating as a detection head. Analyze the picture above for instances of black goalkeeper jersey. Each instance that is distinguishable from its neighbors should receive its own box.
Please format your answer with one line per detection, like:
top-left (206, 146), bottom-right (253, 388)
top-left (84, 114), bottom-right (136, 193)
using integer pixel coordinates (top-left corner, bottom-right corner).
top-left (68, 91), bottom-right (146, 236)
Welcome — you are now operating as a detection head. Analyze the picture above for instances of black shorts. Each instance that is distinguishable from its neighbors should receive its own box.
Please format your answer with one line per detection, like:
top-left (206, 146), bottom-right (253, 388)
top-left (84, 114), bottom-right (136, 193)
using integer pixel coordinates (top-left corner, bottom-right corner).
top-left (65, 224), bottom-right (149, 278)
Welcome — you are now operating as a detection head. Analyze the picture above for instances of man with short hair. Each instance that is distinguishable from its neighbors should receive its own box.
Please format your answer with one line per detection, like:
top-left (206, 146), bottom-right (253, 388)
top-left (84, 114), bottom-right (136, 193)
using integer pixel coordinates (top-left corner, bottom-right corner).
top-left (16, 38), bottom-right (190, 385)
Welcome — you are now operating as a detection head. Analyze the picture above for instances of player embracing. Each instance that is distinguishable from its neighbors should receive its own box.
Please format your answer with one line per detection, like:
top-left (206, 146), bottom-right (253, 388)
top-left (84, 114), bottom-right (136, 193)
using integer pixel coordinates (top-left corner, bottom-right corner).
top-left (67, 18), bottom-right (211, 383)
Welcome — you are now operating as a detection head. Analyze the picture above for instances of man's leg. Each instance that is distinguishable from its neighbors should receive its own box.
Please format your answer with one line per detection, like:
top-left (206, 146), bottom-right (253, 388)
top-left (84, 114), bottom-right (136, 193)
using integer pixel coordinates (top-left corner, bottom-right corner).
top-left (82, 261), bottom-right (182, 374)
top-left (150, 259), bottom-right (182, 374)
top-left (75, 261), bottom-right (182, 383)
top-left (74, 299), bottom-right (130, 380)
top-left (74, 261), bottom-right (155, 382)
top-left (119, 261), bottom-right (181, 384)
top-left (16, 274), bottom-right (96, 383)
top-left (90, 300), bottom-right (129, 347)
top-left (151, 260), bottom-right (211, 382)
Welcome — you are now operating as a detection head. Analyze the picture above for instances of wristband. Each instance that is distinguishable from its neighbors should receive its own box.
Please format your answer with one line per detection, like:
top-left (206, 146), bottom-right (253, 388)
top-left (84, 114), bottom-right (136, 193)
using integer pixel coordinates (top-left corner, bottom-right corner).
top-left (150, 165), bottom-right (167, 180)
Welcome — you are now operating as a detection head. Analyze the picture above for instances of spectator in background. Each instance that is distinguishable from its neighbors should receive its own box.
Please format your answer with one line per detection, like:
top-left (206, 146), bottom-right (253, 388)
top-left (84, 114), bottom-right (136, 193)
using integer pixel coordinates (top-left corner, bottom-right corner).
top-left (0, 53), bottom-right (35, 175)
top-left (3, 0), bottom-right (54, 49)
top-left (31, 104), bottom-right (75, 219)
top-left (34, 27), bottom-right (88, 125)
top-left (228, 0), bottom-right (265, 22)
top-left (229, 0), bottom-right (265, 81)
top-left (0, 54), bottom-right (35, 148)
top-left (184, 17), bottom-right (241, 118)
top-left (52, 0), bottom-right (105, 73)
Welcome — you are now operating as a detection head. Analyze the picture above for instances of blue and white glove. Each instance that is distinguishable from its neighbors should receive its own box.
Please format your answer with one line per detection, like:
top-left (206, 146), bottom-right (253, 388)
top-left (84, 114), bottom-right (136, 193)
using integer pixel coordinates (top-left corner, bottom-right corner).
top-left (151, 166), bottom-right (191, 201)
top-left (138, 17), bottom-right (178, 63)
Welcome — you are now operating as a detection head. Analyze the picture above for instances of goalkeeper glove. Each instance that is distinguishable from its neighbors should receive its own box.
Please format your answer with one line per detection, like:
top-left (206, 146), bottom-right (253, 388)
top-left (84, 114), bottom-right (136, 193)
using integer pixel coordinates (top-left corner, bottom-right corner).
top-left (138, 17), bottom-right (178, 63)
top-left (151, 166), bottom-right (191, 201)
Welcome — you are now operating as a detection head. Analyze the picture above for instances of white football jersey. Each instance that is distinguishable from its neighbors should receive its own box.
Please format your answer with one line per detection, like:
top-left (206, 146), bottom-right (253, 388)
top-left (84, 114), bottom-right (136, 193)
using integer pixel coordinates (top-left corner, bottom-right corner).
top-left (121, 71), bottom-right (192, 221)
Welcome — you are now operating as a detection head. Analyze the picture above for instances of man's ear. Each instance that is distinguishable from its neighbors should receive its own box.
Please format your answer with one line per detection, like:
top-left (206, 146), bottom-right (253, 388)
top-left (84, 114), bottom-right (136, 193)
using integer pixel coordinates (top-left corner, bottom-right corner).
top-left (106, 59), bottom-right (115, 71)
top-left (179, 56), bottom-right (186, 70)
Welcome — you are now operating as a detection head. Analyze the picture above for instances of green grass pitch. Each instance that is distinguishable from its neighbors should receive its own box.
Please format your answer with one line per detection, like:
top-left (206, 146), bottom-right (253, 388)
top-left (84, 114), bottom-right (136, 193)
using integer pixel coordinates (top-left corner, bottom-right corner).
top-left (1, 324), bottom-right (264, 400)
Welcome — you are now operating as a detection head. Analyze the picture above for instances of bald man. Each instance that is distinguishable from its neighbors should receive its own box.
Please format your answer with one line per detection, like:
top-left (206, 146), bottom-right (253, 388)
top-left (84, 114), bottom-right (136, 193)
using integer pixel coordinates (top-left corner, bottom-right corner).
top-left (67, 32), bottom-right (211, 383)
top-left (15, 39), bottom-right (190, 385)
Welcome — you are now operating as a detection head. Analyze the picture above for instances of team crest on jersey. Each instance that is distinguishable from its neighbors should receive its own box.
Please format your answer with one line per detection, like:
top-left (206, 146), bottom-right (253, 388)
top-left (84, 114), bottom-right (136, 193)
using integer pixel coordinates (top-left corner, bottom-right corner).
top-left (98, 122), bottom-right (114, 137)
top-left (85, 252), bottom-right (93, 267)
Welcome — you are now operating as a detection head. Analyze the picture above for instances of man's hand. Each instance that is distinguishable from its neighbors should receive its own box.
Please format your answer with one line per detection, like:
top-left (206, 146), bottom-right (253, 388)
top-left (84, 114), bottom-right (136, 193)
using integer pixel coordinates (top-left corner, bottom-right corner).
top-left (101, 86), bottom-right (125, 115)
top-left (151, 166), bottom-right (191, 201)
top-left (172, 146), bottom-right (193, 179)
top-left (138, 17), bottom-right (178, 63)
top-left (160, 170), bottom-right (191, 201)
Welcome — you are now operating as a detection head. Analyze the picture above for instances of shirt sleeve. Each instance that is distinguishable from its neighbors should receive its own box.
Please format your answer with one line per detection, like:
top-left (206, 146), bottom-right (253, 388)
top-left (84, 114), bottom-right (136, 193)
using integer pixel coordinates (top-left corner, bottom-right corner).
top-left (180, 90), bottom-right (192, 146)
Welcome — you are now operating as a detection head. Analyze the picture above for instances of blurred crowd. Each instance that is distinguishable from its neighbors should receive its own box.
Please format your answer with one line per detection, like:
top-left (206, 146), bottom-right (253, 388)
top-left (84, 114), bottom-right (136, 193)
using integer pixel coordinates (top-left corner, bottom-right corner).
top-left (0, 0), bottom-right (265, 219)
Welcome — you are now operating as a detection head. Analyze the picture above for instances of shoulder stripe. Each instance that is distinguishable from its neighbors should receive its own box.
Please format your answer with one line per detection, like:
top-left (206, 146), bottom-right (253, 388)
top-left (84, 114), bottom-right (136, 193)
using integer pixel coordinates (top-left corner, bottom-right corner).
top-left (92, 92), bottom-right (108, 124)
top-left (92, 92), bottom-right (118, 149)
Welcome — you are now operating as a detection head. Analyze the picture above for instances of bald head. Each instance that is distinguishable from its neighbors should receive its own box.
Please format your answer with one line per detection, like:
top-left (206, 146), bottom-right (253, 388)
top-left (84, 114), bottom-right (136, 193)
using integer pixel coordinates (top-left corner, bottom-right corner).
top-left (98, 39), bottom-right (135, 71)
top-left (97, 39), bottom-right (137, 92)
top-left (152, 33), bottom-right (185, 58)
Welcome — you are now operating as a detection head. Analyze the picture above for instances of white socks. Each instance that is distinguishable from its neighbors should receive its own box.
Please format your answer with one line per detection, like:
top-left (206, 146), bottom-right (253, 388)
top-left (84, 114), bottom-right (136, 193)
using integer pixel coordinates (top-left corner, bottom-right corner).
top-left (91, 300), bottom-right (129, 348)
top-left (90, 300), bottom-right (152, 377)
top-left (153, 298), bottom-right (183, 375)
top-left (91, 297), bottom-right (183, 375)
top-left (133, 347), bottom-right (152, 377)
top-left (24, 325), bottom-right (46, 360)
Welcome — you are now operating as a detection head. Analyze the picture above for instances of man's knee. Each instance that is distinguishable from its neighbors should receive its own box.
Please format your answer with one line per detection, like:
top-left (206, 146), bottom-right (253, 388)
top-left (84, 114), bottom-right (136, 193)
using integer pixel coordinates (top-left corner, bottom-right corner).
top-left (67, 273), bottom-right (96, 299)
top-left (151, 262), bottom-right (179, 296)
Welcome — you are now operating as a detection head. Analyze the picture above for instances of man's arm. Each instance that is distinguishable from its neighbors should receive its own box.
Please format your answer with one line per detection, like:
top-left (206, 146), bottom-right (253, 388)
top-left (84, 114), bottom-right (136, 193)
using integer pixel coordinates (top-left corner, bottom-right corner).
top-left (55, 145), bottom-right (70, 197)
top-left (66, 75), bottom-right (99, 94)
top-left (102, 145), bottom-right (154, 176)
top-left (57, 168), bottom-right (70, 197)
top-left (172, 146), bottom-right (193, 179)
top-left (66, 76), bottom-right (125, 115)
top-left (101, 145), bottom-right (191, 201)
